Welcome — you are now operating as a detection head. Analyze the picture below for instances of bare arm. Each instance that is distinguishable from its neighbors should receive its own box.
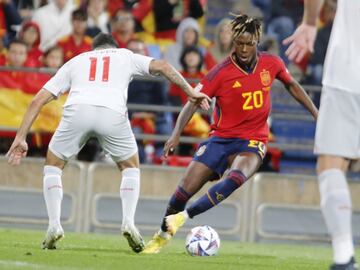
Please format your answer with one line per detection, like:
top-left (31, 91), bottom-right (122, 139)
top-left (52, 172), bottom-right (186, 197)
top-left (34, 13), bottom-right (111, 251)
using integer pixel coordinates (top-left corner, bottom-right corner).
top-left (6, 89), bottom-right (55, 165)
top-left (149, 59), bottom-right (194, 96)
top-left (285, 79), bottom-right (318, 120)
top-left (283, 0), bottom-right (325, 62)
top-left (163, 101), bottom-right (198, 157)
top-left (303, 0), bottom-right (325, 26)
top-left (149, 59), bottom-right (210, 109)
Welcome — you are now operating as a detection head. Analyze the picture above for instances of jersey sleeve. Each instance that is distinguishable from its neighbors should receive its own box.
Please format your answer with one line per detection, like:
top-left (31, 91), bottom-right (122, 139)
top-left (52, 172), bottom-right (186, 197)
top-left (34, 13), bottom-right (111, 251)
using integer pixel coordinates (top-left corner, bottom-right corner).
top-left (130, 52), bottom-right (153, 76)
top-left (43, 61), bottom-right (71, 97)
top-left (274, 56), bottom-right (292, 84)
top-left (198, 66), bottom-right (221, 98)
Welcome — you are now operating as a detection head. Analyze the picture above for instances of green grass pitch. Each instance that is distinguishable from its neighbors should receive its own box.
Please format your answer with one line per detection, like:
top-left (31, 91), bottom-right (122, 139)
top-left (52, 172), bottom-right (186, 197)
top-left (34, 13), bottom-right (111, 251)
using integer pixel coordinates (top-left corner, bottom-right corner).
top-left (0, 228), bottom-right (358, 270)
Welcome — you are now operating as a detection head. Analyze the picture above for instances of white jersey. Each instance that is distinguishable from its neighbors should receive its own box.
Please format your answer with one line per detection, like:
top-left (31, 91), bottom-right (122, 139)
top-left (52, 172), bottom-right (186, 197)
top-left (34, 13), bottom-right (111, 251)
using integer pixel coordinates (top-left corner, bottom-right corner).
top-left (322, 0), bottom-right (360, 93)
top-left (44, 48), bottom-right (153, 114)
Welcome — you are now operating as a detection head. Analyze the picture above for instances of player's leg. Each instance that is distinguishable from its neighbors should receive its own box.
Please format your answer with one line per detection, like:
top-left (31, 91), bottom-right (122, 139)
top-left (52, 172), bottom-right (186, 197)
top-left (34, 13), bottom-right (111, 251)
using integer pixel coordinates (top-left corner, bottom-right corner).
top-left (41, 150), bottom-right (66, 249)
top-left (161, 137), bottom-right (229, 228)
top-left (116, 153), bottom-right (140, 230)
top-left (167, 152), bottom-right (261, 236)
top-left (142, 161), bottom-right (217, 254)
top-left (160, 161), bottom-right (218, 231)
top-left (314, 87), bottom-right (360, 268)
top-left (114, 153), bottom-right (145, 253)
top-left (317, 155), bottom-right (355, 267)
top-left (95, 107), bottom-right (144, 252)
top-left (42, 104), bottom-right (93, 249)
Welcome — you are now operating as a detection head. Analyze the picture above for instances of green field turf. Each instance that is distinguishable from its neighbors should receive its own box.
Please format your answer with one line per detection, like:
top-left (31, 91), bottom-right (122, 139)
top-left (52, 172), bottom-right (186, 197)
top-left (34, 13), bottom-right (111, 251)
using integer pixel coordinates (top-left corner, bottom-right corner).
top-left (0, 228), bottom-right (358, 270)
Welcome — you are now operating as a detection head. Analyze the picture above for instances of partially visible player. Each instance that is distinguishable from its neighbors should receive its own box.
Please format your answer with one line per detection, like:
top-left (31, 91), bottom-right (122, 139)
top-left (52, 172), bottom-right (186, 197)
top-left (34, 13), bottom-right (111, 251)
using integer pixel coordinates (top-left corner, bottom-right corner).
top-left (283, 0), bottom-right (359, 269)
top-left (6, 33), bottom-right (210, 253)
top-left (143, 14), bottom-right (318, 254)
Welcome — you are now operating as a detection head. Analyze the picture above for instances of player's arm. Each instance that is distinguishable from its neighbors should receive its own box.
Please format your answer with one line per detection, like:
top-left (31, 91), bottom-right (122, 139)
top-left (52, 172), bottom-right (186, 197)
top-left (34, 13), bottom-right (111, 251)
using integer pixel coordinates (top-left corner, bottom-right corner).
top-left (6, 89), bottom-right (55, 165)
top-left (163, 101), bottom-right (198, 157)
top-left (283, 0), bottom-right (325, 62)
top-left (149, 59), bottom-right (210, 110)
top-left (303, 0), bottom-right (325, 26)
top-left (284, 79), bottom-right (318, 120)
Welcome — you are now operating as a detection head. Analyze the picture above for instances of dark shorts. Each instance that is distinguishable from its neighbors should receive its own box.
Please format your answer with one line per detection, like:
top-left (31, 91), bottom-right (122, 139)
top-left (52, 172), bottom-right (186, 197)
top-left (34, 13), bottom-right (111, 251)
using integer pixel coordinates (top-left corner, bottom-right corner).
top-left (193, 136), bottom-right (267, 177)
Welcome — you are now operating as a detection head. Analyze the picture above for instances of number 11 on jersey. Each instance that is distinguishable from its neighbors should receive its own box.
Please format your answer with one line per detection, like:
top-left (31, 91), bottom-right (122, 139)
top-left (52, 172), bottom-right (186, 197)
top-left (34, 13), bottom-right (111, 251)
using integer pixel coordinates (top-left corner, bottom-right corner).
top-left (88, 56), bottom-right (110, 82)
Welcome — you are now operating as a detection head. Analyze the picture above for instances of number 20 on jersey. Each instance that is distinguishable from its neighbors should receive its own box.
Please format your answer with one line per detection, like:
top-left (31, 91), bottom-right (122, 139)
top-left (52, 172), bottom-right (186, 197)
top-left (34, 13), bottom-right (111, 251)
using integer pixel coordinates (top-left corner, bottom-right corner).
top-left (242, 90), bottom-right (263, 110)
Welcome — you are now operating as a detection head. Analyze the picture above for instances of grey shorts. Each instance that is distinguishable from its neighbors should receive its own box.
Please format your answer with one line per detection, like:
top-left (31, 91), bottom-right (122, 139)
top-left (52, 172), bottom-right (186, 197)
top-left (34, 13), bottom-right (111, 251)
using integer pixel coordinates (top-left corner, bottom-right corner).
top-left (49, 104), bottom-right (138, 162)
top-left (314, 86), bottom-right (360, 159)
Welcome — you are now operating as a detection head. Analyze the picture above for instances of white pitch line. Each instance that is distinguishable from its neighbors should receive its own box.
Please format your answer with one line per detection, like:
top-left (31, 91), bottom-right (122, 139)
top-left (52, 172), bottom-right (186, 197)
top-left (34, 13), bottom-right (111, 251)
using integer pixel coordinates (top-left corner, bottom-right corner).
top-left (0, 260), bottom-right (46, 269)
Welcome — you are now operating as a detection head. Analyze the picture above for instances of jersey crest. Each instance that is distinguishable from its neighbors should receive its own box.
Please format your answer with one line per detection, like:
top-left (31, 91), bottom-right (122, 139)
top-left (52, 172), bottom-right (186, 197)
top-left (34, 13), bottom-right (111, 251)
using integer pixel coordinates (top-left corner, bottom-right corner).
top-left (260, 69), bottom-right (271, 86)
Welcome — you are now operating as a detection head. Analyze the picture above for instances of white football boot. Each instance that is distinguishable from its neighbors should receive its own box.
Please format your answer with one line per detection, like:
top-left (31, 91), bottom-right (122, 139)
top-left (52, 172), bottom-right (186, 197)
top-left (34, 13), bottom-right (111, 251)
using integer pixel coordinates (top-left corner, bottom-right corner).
top-left (122, 224), bottom-right (145, 253)
top-left (42, 225), bottom-right (64, 250)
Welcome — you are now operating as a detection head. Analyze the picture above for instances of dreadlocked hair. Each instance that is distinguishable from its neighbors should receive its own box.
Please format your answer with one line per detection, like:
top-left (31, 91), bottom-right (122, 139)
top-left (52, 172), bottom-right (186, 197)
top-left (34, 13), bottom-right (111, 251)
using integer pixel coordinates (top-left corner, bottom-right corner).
top-left (230, 14), bottom-right (262, 42)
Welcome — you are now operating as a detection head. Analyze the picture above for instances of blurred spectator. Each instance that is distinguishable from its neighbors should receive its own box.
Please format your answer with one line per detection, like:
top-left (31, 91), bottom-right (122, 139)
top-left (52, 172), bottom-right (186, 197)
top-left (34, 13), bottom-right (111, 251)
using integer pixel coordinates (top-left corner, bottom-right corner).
top-left (153, 0), bottom-right (204, 40)
top-left (0, 39), bottom-right (39, 94)
top-left (42, 45), bottom-right (64, 69)
top-left (208, 18), bottom-right (233, 63)
top-left (14, 0), bottom-right (48, 19)
top-left (169, 46), bottom-right (204, 105)
top-left (306, 0), bottom-right (336, 86)
top-left (2, 39), bottom-right (27, 67)
top-left (267, 0), bottom-right (303, 66)
top-left (18, 21), bottom-right (42, 67)
top-left (33, 45), bottom-right (64, 90)
top-left (127, 38), bottom-right (172, 162)
top-left (58, 8), bottom-right (92, 62)
top-left (32, 0), bottom-right (75, 51)
top-left (107, 0), bottom-right (152, 33)
top-left (0, 0), bottom-right (22, 46)
top-left (85, 0), bottom-right (109, 37)
top-left (111, 9), bottom-right (136, 48)
top-left (169, 46), bottom-right (210, 141)
top-left (162, 17), bottom-right (216, 71)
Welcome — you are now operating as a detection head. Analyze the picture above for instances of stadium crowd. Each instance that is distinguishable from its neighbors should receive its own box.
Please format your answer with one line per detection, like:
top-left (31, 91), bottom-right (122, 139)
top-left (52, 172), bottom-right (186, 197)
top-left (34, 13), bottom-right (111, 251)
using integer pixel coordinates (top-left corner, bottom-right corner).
top-left (0, 0), bottom-right (338, 169)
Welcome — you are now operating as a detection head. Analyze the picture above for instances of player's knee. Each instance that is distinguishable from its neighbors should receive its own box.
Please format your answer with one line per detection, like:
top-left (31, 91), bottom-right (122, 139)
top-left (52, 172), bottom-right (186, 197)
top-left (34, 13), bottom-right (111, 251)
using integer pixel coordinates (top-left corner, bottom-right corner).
top-left (318, 168), bottom-right (350, 204)
top-left (45, 150), bottom-right (66, 169)
top-left (227, 169), bottom-right (247, 187)
top-left (117, 153), bottom-right (139, 170)
top-left (122, 167), bottom-right (140, 179)
top-left (43, 165), bottom-right (62, 176)
top-left (316, 155), bottom-right (348, 174)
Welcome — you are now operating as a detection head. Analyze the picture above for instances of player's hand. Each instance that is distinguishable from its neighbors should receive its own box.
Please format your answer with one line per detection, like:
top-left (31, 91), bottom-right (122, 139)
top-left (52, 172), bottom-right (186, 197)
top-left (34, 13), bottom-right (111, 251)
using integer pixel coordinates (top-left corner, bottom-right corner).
top-left (283, 23), bottom-right (317, 63)
top-left (188, 92), bottom-right (211, 111)
top-left (6, 138), bottom-right (28, 166)
top-left (163, 135), bottom-right (180, 158)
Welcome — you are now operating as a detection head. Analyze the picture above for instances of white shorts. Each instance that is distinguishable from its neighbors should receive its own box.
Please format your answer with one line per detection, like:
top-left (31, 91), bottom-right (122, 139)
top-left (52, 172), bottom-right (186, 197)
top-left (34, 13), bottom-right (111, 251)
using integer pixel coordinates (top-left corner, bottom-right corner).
top-left (49, 104), bottom-right (138, 162)
top-left (314, 86), bottom-right (360, 159)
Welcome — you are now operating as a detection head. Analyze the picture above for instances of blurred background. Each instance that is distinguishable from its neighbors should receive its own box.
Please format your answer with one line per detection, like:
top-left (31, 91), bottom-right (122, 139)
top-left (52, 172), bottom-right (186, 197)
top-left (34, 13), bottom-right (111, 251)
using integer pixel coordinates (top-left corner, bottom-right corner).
top-left (0, 0), bottom-right (359, 245)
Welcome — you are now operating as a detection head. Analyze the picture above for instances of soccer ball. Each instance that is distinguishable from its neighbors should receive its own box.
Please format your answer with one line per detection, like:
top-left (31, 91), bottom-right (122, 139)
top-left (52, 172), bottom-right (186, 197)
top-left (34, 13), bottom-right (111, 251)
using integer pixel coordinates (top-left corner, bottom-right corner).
top-left (185, 225), bottom-right (220, 256)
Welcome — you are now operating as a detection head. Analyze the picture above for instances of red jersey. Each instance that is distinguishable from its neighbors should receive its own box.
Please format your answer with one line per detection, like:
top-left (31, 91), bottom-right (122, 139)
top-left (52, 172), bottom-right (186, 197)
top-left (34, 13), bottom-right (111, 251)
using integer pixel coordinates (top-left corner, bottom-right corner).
top-left (26, 47), bottom-right (43, 67)
top-left (58, 35), bottom-right (92, 62)
top-left (199, 52), bottom-right (292, 143)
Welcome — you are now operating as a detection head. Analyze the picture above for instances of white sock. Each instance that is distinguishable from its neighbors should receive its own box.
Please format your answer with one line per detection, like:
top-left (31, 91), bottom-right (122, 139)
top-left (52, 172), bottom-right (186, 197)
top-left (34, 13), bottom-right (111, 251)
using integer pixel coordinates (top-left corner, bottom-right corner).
top-left (158, 230), bottom-right (171, 239)
top-left (43, 165), bottom-right (63, 228)
top-left (182, 210), bottom-right (189, 219)
top-left (318, 169), bottom-right (354, 264)
top-left (120, 168), bottom-right (140, 228)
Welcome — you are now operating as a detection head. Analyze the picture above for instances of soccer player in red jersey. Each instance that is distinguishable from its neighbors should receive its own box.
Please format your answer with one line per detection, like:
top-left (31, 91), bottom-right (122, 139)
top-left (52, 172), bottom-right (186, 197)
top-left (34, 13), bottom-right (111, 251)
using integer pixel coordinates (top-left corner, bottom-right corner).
top-left (143, 14), bottom-right (319, 254)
